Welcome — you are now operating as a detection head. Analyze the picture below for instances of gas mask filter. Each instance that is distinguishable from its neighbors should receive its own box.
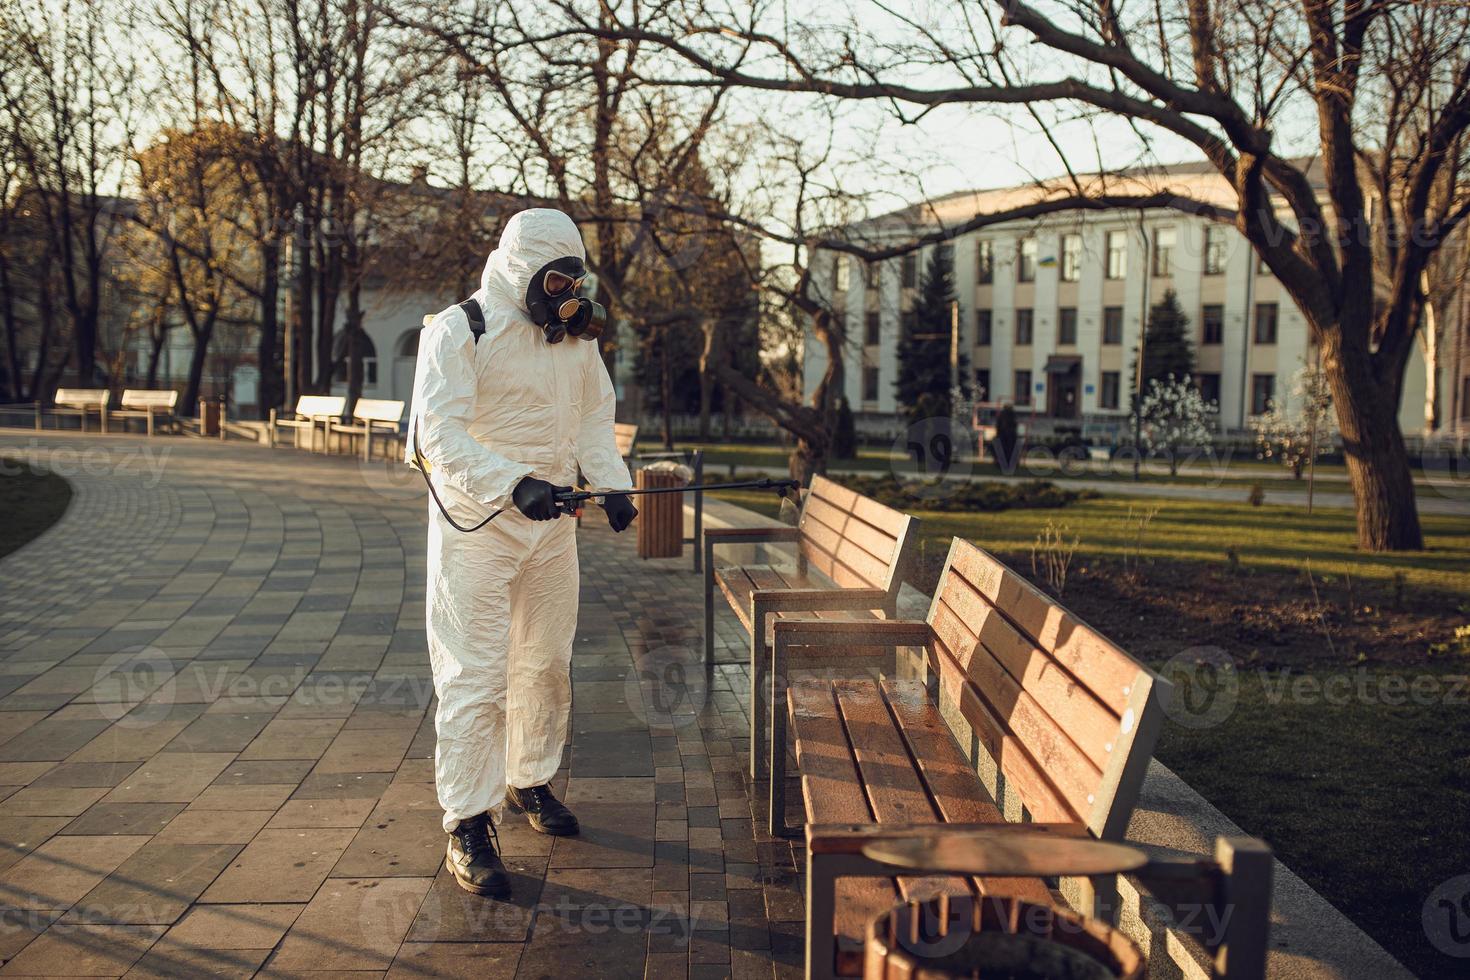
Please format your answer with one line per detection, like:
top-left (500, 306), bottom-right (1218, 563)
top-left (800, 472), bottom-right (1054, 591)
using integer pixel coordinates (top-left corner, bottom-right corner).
top-left (526, 256), bottom-right (606, 344)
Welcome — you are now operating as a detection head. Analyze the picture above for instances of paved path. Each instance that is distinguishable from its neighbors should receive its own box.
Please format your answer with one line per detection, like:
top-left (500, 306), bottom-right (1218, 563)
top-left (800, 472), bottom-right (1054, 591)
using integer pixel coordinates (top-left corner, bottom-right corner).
top-left (0, 432), bottom-right (797, 979)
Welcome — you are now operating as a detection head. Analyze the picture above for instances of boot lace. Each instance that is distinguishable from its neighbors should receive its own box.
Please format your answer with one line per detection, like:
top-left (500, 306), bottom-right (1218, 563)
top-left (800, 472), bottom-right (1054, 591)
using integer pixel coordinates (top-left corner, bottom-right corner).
top-left (456, 814), bottom-right (500, 861)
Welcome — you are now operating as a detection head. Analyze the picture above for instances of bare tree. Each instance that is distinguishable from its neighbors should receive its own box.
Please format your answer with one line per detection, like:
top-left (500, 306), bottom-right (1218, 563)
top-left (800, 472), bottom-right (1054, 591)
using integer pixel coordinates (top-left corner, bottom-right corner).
top-left (1, 0), bottom-right (142, 392)
top-left (575, 0), bottom-right (1470, 551)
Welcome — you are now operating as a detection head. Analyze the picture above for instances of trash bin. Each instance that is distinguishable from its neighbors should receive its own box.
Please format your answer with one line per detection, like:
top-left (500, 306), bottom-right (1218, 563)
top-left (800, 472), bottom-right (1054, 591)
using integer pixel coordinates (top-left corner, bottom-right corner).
top-left (635, 464), bottom-right (687, 559)
top-left (864, 894), bottom-right (1144, 980)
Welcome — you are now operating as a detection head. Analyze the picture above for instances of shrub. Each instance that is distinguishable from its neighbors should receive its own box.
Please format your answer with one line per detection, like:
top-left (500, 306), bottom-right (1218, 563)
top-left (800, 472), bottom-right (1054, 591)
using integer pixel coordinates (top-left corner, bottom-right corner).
top-left (839, 474), bottom-right (1096, 513)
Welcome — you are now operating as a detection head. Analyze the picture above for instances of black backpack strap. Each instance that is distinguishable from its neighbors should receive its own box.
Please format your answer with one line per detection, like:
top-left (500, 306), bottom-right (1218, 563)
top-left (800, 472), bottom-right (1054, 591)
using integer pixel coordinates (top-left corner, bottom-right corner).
top-left (458, 298), bottom-right (485, 343)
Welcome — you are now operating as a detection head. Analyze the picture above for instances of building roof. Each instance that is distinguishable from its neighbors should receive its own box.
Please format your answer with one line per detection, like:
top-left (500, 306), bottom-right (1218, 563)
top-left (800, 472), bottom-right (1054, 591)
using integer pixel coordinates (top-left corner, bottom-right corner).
top-left (842, 156), bottom-right (1326, 240)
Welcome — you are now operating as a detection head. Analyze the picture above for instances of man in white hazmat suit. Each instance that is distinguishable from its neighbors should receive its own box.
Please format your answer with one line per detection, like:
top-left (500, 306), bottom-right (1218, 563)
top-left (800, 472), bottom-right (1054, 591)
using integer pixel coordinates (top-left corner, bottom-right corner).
top-left (407, 208), bottom-right (636, 898)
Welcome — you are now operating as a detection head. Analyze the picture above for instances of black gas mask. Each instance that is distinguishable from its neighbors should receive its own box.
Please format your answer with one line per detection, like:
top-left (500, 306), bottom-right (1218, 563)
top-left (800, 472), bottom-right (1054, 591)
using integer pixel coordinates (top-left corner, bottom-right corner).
top-left (525, 256), bottom-right (606, 344)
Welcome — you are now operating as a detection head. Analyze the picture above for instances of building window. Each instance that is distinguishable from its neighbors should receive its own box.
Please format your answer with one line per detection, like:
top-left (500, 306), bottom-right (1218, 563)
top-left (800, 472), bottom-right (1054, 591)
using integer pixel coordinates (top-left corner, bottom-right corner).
top-left (977, 241), bottom-right (994, 284)
top-left (1196, 373), bottom-right (1221, 406)
top-left (1102, 306), bottom-right (1124, 345)
top-left (1105, 231), bottom-right (1127, 279)
top-left (1060, 234), bottom-right (1082, 282)
top-left (1015, 308), bottom-right (1034, 346)
top-left (1201, 304), bottom-right (1224, 345)
top-left (1058, 307), bottom-right (1077, 345)
top-left (901, 254), bottom-right (918, 288)
top-left (974, 368), bottom-right (990, 401)
top-left (1014, 370), bottom-right (1032, 406)
top-left (864, 311), bottom-right (880, 346)
top-left (1251, 374), bottom-right (1275, 415)
top-left (975, 309), bottom-right (992, 346)
top-left (1100, 371), bottom-right (1120, 410)
top-left (1152, 226), bottom-right (1176, 277)
top-left (1017, 239), bottom-right (1037, 283)
top-left (1204, 226), bottom-right (1227, 275)
top-left (863, 366), bottom-right (880, 403)
top-left (1254, 303), bottom-right (1278, 344)
top-left (835, 257), bottom-right (850, 292)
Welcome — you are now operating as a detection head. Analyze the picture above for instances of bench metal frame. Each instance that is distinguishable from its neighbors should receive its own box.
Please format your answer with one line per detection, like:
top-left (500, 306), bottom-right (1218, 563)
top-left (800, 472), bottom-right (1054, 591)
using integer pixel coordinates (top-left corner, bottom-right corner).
top-left (702, 478), bottom-right (918, 780)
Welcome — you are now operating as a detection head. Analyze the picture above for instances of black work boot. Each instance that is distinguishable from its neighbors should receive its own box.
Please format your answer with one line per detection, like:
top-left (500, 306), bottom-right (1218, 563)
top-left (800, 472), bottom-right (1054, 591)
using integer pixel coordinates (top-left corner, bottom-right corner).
top-left (506, 783), bottom-right (579, 836)
top-left (446, 813), bottom-right (511, 897)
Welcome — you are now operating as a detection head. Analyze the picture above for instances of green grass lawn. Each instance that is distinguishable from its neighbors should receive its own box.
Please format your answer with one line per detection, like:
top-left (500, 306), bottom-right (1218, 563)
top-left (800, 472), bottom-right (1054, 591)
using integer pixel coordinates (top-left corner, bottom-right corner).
top-left (713, 487), bottom-right (1470, 598)
top-left (711, 483), bottom-right (1470, 974)
top-left (0, 459), bottom-right (73, 559)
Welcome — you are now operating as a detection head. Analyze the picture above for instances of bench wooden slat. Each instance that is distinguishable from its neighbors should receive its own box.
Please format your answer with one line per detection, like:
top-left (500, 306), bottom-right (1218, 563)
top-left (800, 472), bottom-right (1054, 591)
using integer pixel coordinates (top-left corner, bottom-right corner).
top-left (931, 597), bottom-right (1111, 788)
top-left (934, 575), bottom-right (1120, 769)
top-left (801, 495), bottom-right (900, 566)
top-left (808, 475), bottom-right (909, 538)
top-left (880, 679), bottom-right (1055, 905)
top-left (831, 680), bottom-right (970, 905)
top-left (799, 510), bottom-right (894, 591)
top-left (948, 542), bottom-right (1142, 717)
top-left (789, 681), bottom-right (898, 946)
top-left (351, 398), bottom-right (404, 423)
top-left (119, 389), bottom-right (179, 410)
top-left (933, 652), bottom-right (1083, 825)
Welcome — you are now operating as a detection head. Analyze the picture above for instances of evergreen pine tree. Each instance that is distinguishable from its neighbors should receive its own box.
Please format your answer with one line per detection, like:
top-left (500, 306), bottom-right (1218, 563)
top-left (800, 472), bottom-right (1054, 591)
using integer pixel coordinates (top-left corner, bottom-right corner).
top-left (1137, 288), bottom-right (1195, 386)
top-left (894, 247), bottom-right (968, 422)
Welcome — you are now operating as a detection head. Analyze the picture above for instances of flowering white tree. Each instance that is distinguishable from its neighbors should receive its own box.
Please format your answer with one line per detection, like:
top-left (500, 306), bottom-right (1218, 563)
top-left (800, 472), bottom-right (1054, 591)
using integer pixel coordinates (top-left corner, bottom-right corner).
top-left (1252, 365), bottom-right (1337, 479)
top-left (1130, 375), bottom-right (1218, 475)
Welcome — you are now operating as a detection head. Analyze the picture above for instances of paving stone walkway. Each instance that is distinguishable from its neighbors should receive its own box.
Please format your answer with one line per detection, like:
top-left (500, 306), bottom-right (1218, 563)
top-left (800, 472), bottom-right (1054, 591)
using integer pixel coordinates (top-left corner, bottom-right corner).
top-left (0, 432), bottom-right (802, 979)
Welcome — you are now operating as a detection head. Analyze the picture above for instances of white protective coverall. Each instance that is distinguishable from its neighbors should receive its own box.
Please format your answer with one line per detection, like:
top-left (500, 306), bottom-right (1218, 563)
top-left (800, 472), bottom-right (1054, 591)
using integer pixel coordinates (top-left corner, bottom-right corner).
top-left (406, 208), bottom-right (632, 832)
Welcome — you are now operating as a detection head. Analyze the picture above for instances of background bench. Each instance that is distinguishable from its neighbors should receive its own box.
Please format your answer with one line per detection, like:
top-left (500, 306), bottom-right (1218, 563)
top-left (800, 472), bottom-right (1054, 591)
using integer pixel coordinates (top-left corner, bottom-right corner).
top-left (51, 388), bottom-right (110, 432)
top-left (703, 475), bottom-right (917, 780)
top-left (268, 395), bottom-right (345, 452)
top-left (768, 535), bottom-right (1187, 977)
top-left (110, 389), bottom-right (179, 436)
top-left (328, 398), bottom-right (405, 460)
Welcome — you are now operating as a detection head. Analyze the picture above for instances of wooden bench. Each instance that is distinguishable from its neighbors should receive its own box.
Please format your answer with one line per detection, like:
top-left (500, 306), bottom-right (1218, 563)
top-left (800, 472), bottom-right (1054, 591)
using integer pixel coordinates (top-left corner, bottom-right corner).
top-left (52, 388), bottom-right (111, 432)
top-left (110, 389), bottom-right (179, 436)
top-left (327, 398), bottom-right (405, 460)
top-left (614, 421), bottom-right (638, 458)
top-left (268, 395), bottom-right (346, 452)
top-left (703, 475), bottom-right (918, 780)
top-left (768, 536), bottom-right (1256, 978)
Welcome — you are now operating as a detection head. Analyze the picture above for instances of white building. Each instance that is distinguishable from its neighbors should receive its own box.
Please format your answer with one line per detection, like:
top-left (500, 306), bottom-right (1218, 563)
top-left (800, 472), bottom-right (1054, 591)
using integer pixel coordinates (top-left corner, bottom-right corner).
top-left (806, 162), bottom-right (1444, 439)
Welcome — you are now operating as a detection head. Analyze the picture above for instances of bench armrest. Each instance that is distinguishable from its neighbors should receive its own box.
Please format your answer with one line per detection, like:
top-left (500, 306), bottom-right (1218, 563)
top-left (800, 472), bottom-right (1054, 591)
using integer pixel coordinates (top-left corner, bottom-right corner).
top-left (704, 526), bottom-right (800, 543)
top-left (771, 617), bottom-right (931, 646)
top-left (752, 587), bottom-right (888, 611)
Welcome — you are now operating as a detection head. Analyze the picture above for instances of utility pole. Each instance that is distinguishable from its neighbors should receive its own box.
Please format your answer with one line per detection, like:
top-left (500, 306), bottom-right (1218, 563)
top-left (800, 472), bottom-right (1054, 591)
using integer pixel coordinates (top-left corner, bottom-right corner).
top-left (949, 299), bottom-right (960, 399)
top-left (1132, 224), bottom-right (1151, 482)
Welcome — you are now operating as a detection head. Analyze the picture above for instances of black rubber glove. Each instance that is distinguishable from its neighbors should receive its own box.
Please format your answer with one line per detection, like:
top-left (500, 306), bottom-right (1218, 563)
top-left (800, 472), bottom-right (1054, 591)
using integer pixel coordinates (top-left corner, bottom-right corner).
top-left (512, 477), bottom-right (569, 521)
top-left (602, 493), bottom-right (638, 533)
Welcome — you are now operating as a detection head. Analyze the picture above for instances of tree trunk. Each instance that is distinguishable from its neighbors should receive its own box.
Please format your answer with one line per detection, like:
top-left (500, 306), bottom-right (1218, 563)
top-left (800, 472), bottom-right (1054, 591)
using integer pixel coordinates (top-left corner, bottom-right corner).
top-left (1322, 332), bottom-right (1424, 550)
top-left (660, 330), bottom-right (674, 449)
top-left (257, 240), bottom-right (283, 419)
top-left (181, 325), bottom-right (213, 410)
top-left (75, 311), bottom-right (98, 387)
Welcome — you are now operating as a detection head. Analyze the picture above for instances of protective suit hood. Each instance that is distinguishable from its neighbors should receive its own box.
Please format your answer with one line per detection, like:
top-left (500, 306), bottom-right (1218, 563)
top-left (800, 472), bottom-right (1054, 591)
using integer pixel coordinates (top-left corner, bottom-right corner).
top-left (474, 208), bottom-right (587, 314)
